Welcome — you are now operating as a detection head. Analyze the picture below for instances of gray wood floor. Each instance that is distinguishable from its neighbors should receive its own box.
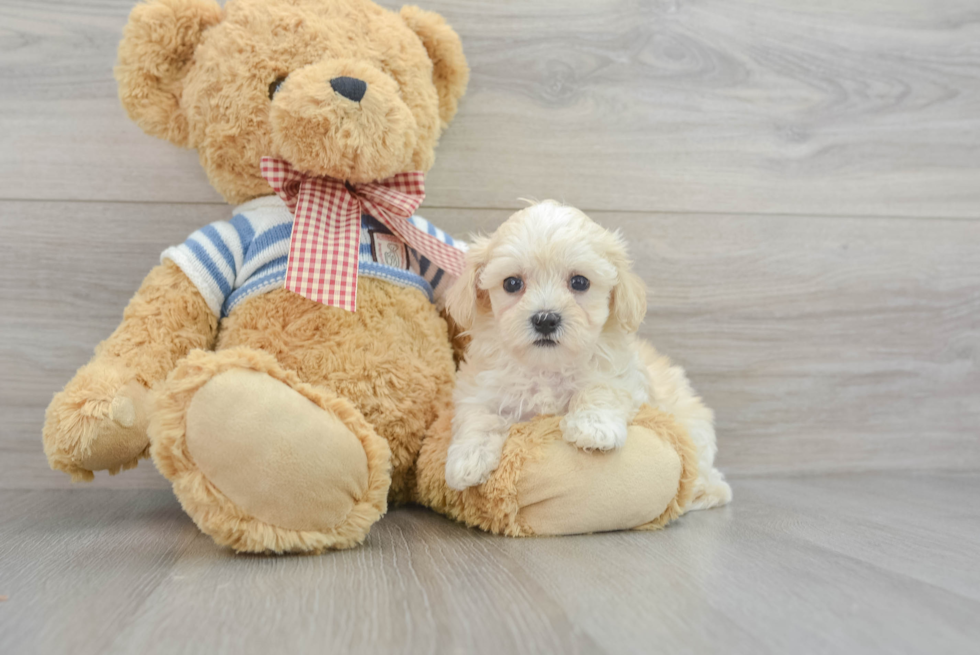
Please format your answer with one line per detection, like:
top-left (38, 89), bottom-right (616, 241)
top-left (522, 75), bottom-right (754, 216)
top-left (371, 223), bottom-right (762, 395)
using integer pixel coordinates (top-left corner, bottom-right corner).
top-left (1, 474), bottom-right (979, 655)
top-left (1, 0), bottom-right (978, 653)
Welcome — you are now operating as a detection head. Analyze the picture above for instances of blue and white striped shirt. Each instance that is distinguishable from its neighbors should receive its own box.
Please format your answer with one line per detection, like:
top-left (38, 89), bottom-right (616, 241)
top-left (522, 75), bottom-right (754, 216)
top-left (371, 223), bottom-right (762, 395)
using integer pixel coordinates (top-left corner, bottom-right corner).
top-left (161, 195), bottom-right (465, 317)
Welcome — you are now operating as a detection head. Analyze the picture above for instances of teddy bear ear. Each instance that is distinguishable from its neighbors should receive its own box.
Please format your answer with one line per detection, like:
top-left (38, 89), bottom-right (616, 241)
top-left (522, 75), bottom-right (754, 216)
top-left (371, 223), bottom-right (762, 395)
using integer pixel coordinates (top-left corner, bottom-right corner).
top-left (115, 0), bottom-right (222, 147)
top-left (400, 5), bottom-right (470, 127)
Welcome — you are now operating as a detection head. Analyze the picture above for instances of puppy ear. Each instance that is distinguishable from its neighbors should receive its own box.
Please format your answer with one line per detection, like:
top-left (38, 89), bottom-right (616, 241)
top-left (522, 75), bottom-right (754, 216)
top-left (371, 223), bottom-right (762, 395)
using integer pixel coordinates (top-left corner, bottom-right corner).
top-left (115, 0), bottom-right (222, 147)
top-left (611, 269), bottom-right (647, 333)
top-left (605, 232), bottom-right (647, 333)
top-left (445, 237), bottom-right (490, 330)
top-left (400, 5), bottom-right (469, 127)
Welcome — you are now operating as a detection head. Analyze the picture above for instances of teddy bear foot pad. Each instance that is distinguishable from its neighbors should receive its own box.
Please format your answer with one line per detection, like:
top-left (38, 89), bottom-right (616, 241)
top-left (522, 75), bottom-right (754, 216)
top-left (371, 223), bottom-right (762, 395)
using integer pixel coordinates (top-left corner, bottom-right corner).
top-left (150, 347), bottom-right (392, 553)
top-left (416, 405), bottom-right (700, 537)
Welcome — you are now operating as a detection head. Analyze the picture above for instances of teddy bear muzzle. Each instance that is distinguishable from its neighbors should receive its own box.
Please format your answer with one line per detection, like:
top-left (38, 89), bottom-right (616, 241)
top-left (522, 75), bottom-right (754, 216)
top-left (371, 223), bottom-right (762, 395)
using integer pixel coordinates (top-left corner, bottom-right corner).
top-left (270, 58), bottom-right (419, 184)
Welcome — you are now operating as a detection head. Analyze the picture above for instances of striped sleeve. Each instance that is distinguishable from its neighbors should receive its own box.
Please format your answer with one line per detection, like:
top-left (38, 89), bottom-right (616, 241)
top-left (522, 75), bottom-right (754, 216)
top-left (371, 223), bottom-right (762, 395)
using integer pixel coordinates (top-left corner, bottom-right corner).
top-left (161, 219), bottom-right (249, 316)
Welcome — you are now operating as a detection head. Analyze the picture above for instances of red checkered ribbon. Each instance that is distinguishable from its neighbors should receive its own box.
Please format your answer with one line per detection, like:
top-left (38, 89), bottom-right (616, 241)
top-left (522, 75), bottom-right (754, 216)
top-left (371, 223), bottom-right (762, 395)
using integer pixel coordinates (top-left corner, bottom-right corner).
top-left (260, 157), bottom-right (464, 312)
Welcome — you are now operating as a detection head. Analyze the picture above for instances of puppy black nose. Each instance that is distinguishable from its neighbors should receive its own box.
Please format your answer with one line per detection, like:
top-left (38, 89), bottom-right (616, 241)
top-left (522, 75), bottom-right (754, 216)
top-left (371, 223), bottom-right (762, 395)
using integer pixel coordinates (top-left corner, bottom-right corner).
top-left (531, 311), bottom-right (562, 335)
top-left (330, 76), bottom-right (367, 102)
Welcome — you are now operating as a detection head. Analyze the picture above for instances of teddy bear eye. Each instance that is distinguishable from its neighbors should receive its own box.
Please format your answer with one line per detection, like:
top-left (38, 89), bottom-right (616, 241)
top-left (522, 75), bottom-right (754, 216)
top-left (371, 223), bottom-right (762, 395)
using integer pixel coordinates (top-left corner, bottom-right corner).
top-left (503, 277), bottom-right (524, 293)
top-left (570, 275), bottom-right (590, 292)
top-left (268, 76), bottom-right (287, 100)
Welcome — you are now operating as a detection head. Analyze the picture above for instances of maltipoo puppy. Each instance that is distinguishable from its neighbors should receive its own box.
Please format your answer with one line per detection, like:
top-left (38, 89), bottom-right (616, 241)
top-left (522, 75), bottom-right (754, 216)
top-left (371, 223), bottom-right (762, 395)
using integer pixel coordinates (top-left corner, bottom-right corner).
top-left (444, 201), bottom-right (731, 511)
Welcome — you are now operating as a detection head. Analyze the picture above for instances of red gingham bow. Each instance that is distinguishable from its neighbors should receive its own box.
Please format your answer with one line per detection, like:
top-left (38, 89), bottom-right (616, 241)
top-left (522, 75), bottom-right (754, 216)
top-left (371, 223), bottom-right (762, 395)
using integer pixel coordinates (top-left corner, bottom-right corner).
top-left (260, 157), bottom-right (464, 312)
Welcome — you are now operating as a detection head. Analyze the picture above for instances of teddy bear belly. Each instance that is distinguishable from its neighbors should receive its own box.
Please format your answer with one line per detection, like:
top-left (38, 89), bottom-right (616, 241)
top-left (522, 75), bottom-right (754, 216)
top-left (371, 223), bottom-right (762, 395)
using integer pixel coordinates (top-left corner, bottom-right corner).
top-left (214, 277), bottom-right (455, 497)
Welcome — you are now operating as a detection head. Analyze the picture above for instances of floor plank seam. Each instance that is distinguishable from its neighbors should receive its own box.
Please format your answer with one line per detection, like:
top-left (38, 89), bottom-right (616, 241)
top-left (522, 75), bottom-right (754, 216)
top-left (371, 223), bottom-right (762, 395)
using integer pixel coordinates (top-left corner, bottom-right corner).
top-left (1, 197), bottom-right (979, 223)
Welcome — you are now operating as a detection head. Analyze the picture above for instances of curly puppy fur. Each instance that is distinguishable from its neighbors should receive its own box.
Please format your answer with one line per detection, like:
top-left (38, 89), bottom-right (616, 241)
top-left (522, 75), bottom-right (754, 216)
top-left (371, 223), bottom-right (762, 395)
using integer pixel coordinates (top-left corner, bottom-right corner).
top-left (444, 201), bottom-right (649, 490)
top-left (444, 201), bottom-right (731, 509)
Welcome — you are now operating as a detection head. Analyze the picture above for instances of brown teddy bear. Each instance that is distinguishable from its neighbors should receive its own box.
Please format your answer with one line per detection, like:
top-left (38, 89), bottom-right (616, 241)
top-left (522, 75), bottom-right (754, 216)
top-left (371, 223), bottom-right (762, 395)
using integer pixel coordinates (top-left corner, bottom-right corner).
top-left (42, 0), bottom-right (699, 553)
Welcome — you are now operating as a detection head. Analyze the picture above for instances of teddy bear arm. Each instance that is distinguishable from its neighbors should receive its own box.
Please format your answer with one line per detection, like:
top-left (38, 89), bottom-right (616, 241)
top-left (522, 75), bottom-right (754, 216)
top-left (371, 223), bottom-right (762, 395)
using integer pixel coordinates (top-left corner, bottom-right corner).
top-left (43, 260), bottom-right (218, 480)
top-left (416, 405), bottom-right (699, 536)
top-left (95, 260), bottom-right (218, 380)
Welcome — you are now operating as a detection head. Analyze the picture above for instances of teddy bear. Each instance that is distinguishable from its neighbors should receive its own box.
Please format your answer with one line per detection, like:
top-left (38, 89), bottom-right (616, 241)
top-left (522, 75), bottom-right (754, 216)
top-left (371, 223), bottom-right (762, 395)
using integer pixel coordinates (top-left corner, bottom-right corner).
top-left (42, 0), bottom-right (700, 553)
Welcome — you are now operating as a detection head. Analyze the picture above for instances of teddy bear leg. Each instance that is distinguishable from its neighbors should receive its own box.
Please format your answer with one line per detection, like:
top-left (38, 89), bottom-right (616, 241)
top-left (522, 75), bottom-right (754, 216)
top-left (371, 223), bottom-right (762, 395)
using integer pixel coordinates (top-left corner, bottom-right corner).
top-left (150, 347), bottom-right (391, 554)
top-left (416, 405), bottom-right (699, 536)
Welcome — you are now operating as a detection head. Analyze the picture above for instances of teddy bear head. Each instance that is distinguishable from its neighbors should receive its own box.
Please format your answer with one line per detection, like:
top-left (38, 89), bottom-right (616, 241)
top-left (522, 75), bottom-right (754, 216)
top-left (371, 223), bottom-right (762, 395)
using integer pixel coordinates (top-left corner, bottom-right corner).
top-left (116, 0), bottom-right (468, 204)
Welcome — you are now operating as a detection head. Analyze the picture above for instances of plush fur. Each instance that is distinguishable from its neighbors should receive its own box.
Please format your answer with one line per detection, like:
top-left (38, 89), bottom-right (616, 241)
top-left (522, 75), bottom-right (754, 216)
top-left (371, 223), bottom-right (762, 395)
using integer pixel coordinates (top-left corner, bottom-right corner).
top-left (416, 403), bottom-right (700, 536)
top-left (45, 0), bottom-right (467, 553)
top-left (116, 0), bottom-right (468, 202)
top-left (216, 278), bottom-right (456, 502)
top-left (151, 346), bottom-right (393, 553)
top-left (43, 260), bottom-right (217, 481)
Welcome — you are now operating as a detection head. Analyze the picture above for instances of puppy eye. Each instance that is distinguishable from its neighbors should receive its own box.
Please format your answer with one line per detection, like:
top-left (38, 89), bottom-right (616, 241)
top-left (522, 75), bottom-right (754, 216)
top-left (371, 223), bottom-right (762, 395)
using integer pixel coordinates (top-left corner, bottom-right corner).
top-left (269, 76), bottom-right (287, 100)
top-left (502, 276), bottom-right (524, 293)
top-left (570, 275), bottom-right (590, 292)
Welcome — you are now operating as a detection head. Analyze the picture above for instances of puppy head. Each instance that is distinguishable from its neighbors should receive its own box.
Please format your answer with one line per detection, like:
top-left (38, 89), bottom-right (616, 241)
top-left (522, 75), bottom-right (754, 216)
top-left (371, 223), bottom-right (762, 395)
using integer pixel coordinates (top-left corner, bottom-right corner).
top-left (446, 200), bottom-right (646, 367)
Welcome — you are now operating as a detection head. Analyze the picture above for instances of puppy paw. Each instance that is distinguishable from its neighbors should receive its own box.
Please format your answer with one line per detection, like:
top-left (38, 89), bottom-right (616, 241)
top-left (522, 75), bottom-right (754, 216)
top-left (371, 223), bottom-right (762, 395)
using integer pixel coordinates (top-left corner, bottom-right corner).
top-left (560, 410), bottom-right (628, 451)
top-left (445, 439), bottom-right (503, 491)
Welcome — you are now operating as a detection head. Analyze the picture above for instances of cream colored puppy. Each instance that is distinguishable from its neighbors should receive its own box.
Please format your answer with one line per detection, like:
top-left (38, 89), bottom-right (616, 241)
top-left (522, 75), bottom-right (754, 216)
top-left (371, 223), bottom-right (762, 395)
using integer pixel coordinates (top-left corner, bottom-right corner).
top-left (444, 200), bottom-right (732, 511)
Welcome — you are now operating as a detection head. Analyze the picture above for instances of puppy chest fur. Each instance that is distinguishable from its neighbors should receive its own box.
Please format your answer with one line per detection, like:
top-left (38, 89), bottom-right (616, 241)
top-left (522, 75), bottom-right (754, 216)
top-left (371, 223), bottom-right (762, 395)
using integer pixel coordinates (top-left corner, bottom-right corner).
top-left (444, 200), bottom-right (731, 505)
top-left (443, 201), bottom-right (658, 490)
top-left (457, 344), bottom-right (652, 425)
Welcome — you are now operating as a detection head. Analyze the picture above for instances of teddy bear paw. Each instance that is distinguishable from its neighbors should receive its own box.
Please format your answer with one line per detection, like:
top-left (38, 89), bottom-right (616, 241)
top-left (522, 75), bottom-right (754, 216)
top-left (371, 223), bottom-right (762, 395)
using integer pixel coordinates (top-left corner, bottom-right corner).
top-left (43, 361), bottom-right (151, 480)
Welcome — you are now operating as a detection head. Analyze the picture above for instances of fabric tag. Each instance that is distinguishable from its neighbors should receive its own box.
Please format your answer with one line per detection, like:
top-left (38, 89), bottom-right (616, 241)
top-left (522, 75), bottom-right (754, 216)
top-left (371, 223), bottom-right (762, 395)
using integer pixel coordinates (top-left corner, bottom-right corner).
top-left (370, 231), bottom-right (410, 270)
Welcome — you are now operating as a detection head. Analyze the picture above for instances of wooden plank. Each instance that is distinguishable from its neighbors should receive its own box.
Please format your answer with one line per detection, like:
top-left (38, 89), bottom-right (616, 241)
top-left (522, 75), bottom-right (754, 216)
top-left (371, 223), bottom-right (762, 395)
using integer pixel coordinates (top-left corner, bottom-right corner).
top-left (1, 477), bottom-right (979, 654)
top-left (487, 473), bottom-right (980, 654)
top-left (2, 1), bottom-right (980, 217)
top-left (0, 0), bottom-right (222, 204)
top-left (106, 507), bottom-right (603, 655)
top-left (3, 201), bottom-right (979, 489)
top-left (735, 473), bottom-right (980, 601)
top-left (0, 489), bottom-right (200, 655)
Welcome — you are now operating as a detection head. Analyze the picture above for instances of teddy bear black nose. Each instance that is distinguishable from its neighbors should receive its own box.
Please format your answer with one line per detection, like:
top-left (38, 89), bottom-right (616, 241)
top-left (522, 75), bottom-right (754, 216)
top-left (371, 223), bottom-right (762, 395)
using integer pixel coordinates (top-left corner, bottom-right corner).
top-left (330, 76), bottom-right (367, 102)
top-left (531, 311), bottom-right (562, 335)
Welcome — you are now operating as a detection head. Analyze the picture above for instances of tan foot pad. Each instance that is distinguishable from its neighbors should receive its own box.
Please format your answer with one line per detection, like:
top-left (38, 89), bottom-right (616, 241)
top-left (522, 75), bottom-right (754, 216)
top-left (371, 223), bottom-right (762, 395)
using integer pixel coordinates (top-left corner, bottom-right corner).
top-left (186, 369), bottom-right (369, 532)
top-left (517, 424), bottom-right (683, 535)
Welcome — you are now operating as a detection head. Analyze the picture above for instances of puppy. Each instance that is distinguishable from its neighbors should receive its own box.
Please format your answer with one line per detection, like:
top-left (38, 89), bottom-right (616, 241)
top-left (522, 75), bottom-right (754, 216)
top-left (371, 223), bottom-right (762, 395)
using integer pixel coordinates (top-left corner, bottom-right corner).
top-left (444, 201), bottom-right (732, 511)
